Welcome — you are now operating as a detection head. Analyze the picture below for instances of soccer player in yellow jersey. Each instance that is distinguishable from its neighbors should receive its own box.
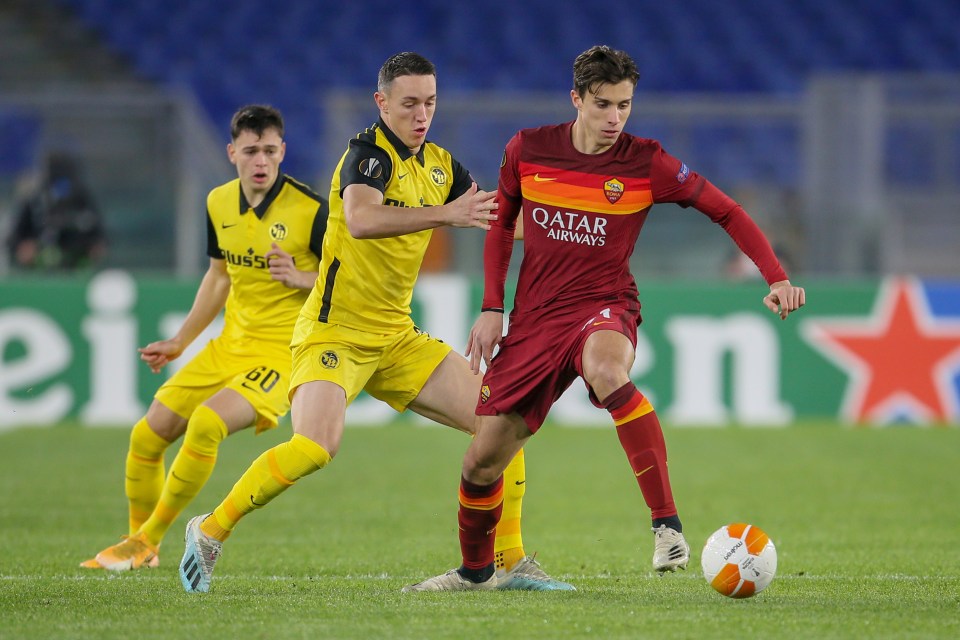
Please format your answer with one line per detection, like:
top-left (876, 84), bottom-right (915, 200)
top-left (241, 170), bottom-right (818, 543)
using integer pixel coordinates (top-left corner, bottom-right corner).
top-left (179, 53), bottom-right (571, 593)
top-left (82, 105), bottom-right (328, 571)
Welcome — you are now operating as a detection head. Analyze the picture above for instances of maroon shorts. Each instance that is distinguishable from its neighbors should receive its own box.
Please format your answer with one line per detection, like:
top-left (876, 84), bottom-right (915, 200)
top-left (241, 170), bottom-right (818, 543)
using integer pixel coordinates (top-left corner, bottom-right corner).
top-left (476, 303), bottom-right (640, 432)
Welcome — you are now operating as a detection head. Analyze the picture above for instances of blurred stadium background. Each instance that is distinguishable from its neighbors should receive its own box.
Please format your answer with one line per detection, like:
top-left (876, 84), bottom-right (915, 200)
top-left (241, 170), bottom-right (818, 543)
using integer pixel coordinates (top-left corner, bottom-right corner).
top-left (1, 0), bottom-right (959, 428)
top-left (1, 0), bottom-right (958, 277)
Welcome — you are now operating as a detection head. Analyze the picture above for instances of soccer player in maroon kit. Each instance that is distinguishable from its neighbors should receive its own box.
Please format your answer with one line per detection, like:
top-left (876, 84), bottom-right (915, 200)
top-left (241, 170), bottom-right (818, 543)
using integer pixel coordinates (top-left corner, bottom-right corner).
top-left (403, 45), bottom-right (805, 592)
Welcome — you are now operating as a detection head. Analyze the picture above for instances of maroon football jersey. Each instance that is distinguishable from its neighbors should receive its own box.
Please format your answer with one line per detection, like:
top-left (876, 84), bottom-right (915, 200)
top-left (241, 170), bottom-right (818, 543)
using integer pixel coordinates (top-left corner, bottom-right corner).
top-left (483, 121), bottom-right (786, 319)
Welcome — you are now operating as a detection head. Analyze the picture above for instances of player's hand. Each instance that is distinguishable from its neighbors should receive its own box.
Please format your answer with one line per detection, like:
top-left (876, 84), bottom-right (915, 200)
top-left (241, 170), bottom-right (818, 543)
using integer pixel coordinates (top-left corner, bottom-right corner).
top-left (265, 242), bottom-right (299, 287)
top-left (447, 183), bottom-right (498, 230)
top-left (138, 338), bottom-right (185, 373)
top-left (466, 310), bottom-right (504, 374)
top-left (763, 280), bottom-right (806, 320)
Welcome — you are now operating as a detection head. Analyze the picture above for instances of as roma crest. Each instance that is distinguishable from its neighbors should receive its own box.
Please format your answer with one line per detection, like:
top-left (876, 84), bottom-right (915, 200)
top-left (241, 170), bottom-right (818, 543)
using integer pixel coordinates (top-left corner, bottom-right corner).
top-left (603, 178), bottom-right (624, 204)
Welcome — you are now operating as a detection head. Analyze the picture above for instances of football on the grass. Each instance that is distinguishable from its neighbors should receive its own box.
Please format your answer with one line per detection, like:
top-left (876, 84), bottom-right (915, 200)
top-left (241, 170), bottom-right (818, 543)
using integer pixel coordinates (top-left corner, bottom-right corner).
top-left (701, 523), bottom-right (777, 598)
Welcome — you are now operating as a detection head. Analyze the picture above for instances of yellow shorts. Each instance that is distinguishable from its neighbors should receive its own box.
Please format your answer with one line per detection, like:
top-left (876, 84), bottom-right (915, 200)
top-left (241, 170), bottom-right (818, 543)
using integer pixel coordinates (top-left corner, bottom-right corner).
top-left (290, 318), bottom-right (451, 412)
top-left (154, 336), bottom-right (291, 432)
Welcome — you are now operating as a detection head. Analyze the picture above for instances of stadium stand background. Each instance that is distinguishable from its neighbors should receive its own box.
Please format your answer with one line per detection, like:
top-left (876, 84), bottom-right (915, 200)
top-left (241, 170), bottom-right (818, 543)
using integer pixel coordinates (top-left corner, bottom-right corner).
top-left (1, 0), bottom-right (958, 275)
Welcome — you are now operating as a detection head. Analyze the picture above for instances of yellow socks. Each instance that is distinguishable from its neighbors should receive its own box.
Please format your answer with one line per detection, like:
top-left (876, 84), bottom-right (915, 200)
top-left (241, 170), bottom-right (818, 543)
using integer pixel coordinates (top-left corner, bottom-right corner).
top-left (125, 418), bottom-right (170, 534)
top-left (201, 433), bottom-right (331, 541)
top-left (139, 405), bottom-right (227, 547)
top-left (495, 448), bottom-right (526, 572)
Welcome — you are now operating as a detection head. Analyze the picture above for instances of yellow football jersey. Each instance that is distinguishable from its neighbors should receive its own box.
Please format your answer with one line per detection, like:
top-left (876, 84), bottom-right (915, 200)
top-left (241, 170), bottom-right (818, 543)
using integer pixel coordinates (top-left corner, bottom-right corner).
top-left (206, 175), bottom-right (327, 343)
top-left (301, 119), bottom-right (473, 333)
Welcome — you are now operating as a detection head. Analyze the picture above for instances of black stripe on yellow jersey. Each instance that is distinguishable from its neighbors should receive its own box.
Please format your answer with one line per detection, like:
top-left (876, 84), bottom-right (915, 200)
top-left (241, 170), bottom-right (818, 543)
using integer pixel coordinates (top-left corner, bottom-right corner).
top-left (302, 118), bottom-right (474, 333)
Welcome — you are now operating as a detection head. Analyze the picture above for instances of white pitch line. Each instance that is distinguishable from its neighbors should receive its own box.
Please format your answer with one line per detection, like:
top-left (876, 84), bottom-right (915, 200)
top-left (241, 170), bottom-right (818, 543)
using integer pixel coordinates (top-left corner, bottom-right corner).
top-left (0, 573), bottom-right (950, 583)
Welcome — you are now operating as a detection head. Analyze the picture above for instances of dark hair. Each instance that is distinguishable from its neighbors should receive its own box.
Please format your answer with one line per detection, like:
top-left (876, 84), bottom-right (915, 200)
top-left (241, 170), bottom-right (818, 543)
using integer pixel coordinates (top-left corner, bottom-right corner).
top-left (377, 52), bottom-right (436, 93)
top-left (230, 104), bottom-right (284, 140)
top-left (572, 46), bottom-right (640, 97)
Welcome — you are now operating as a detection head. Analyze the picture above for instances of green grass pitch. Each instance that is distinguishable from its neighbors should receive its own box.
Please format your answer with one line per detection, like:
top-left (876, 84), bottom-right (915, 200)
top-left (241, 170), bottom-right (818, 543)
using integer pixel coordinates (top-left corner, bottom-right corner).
top-left (1, 421), bottom-right (957, 639)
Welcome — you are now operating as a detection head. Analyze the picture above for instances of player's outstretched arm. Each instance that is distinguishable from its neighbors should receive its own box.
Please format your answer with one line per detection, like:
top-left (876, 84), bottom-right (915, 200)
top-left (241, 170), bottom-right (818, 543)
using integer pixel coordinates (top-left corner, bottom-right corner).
top-left (763, 280), bottom-right (806, 320)
top-left (343, 182), bottom-right (497, 239)
top-left (466, 310), bottom-right (504, 374)
top-left (138, 258), bottom-right (230, 373)
top-left (265, 242), bottom-right (317, 289)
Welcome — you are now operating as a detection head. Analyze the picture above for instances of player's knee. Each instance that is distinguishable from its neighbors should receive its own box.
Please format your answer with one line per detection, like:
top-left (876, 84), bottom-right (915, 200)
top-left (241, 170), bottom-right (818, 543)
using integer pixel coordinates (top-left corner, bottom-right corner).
top-left (463, 451), bottom-right (508, 485)
top-left (141, 402), bottom-right (186, 441)
top-left (588, 364), bottom-right (631, 400)
top-left (184, 404), bottom-right (228, 453)
top-left (292, 420), bottom-right (343, 458)
top-left (464, 467), bottom-right (503, 486)
top-left (129, 416), bottom-right (172, 457)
